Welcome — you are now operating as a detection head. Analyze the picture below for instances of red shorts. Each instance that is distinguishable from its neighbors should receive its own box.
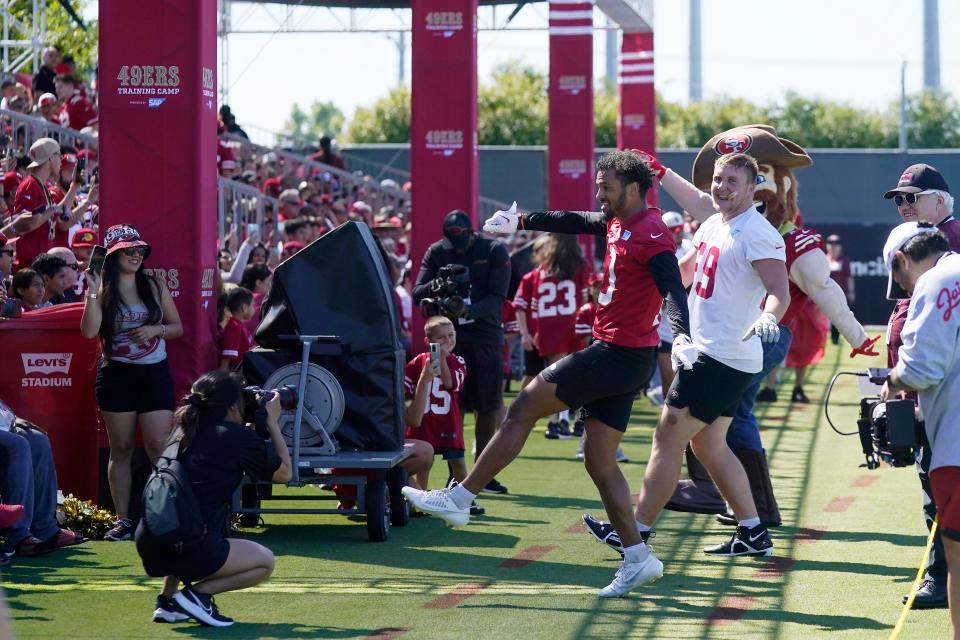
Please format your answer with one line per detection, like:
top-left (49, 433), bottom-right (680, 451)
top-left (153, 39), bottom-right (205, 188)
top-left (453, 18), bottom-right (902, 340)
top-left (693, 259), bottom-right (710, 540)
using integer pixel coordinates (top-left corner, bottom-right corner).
top-left (931, 466), bottom-right (960, 542)
top-left (785, 304), bottom-right (828, 368)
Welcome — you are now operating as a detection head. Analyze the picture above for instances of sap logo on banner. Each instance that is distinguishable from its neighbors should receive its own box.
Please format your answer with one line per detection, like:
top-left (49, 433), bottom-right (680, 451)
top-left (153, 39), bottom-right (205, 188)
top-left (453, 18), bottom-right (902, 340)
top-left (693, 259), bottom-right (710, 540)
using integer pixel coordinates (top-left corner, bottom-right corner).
top-left (148, 98), bottom-right (166, 108)
top-left (143, 268), bottom-right (181, 298)
top-left (22, 353), bottom-right (72, 375)
top-left (559, 75), bottom-right (587, 95)
top-left (559, 159), bottom-right (588, 179)
top-left (623, 113), bottom-right (646, 129)
top-left (21, 353), bottom-right (73, 388)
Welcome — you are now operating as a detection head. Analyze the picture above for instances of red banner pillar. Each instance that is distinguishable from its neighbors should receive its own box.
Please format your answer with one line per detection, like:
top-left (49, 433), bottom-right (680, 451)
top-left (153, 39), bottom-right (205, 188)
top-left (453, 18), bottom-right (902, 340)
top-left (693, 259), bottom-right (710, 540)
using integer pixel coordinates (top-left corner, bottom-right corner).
top-left (99, 1), bottom-right (219, 395)
top-left (410, 0), bottom-right (479, 340)
top-left (618, 30), bottom-right (657, 205)
top-left (548, 0), bottom-right (595, 260)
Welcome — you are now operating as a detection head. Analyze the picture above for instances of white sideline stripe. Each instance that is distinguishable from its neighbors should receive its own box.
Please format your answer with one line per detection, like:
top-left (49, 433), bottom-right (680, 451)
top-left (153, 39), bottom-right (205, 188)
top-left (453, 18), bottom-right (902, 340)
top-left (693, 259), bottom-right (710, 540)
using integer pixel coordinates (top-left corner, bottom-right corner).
top-left (549, 26), bottom-right (594, 35)
top-left (619, 76), bottom-right (655, 85)
top-left (620, 51), bottom-right (653, 61)
top-left (619, 63), bottom-right (655, 73)
top-left (549, 10), bottom-right (594, 20)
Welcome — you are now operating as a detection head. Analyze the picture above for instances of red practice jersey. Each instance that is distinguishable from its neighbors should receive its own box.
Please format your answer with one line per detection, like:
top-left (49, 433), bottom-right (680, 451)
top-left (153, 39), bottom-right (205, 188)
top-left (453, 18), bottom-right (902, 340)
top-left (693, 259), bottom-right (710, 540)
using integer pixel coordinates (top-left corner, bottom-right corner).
top-left (594, 209), bottom-right (676, 347)
top-left (59, 92), bottom-right (97, 131)
top-left (404, 352), bottom-right (467, 451)
top-left (512, 269), bottom-right (540, 335)
top-left (502, 300), bottom-right (519, 335)
top-left (574, 301), bottom-right (597, 341)
top-left (11, 174), bottom-right (54, 269)
top-left (529, 266), bottom-right (588, 356)
top-left (220, 316), bottom-right (255, 368)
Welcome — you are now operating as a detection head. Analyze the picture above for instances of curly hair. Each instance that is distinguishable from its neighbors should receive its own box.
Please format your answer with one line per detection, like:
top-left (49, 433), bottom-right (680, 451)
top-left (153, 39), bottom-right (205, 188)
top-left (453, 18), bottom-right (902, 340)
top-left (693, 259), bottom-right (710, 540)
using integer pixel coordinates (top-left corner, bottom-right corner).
top-left (596, 150), bottom-right (654, 197)
top-left (538, 234), bottom-right (585, 281)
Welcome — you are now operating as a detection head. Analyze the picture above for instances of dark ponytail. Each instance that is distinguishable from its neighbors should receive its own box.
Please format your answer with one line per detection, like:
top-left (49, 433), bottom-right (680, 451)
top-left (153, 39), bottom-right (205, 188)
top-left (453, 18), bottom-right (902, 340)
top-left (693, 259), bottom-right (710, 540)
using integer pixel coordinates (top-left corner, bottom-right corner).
top-left (175, 370), bottom-right (243, 448)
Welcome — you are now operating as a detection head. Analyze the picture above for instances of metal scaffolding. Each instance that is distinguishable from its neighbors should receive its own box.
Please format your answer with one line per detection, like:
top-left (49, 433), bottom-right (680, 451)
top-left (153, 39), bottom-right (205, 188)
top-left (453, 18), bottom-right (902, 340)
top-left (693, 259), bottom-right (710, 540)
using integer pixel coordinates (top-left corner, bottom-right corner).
top-left (0, 0), bottom-right (46, 75)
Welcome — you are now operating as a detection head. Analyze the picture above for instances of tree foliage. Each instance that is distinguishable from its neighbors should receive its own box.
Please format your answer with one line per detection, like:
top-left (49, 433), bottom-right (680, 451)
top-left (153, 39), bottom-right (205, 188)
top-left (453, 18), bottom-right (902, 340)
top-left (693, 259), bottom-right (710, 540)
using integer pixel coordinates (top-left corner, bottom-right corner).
top-left (281, 100), bottom-right (345, 146)
top-left (339, 61), bottom-right (960, 150)
top-left (9, 1), bottom-right (98, 78)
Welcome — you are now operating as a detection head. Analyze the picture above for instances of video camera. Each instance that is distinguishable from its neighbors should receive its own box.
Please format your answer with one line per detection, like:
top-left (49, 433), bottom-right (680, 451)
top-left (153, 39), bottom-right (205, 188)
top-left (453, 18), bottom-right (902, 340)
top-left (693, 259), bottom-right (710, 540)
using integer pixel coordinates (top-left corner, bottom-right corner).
top-left (419, 263), bottom-right (470, 319)
top-left (825, 368), bottom-right (923, 469)
top-left (242, 384), bottom-right (298, 439)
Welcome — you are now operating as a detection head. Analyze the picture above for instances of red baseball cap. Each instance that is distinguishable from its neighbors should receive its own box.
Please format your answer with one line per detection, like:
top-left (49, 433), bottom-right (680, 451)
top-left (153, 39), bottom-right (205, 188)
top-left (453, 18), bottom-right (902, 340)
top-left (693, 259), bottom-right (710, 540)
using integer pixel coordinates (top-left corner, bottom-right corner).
top-left (71, 228), bottom-right (97, 248)
top-left (61, 152), bottom-right (77, 167)
top-left (103, 224), bottom-right (151, 257)
top-left (2, 171), bottom-right (20, 195)
top-left (37, 93), bottom-right (58, 108)
top-left (283, 241), bottom-right (305, 254)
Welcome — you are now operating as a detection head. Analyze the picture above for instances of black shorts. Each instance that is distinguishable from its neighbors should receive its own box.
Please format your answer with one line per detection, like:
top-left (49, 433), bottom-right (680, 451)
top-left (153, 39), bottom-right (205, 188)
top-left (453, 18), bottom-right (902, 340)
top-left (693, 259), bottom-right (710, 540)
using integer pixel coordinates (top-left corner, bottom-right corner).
top-left (542, 340), bottom-right (656, 432)
top-left (135, 521), bottom-right (230, 582)
top-left (441, 448), bottom-right (465, 461)
top-left (523, 348), bottom-right (544, 377)
top-left (455, 341), bottom-right (504, 413)
top-left (658, 340), bottom-right (672, 354)
top-left (665, 353), bottom-right (755, 424)
top-left (95, 359), bottom-right (175, 414)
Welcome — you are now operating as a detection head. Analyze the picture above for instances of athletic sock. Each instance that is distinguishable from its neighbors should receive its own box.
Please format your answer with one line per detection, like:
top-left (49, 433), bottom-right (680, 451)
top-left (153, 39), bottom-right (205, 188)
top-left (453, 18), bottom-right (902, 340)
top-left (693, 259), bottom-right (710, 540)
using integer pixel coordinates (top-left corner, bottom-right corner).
top-left (636, 521), bottom-right (652, 533)
top-left (623, 542), bottom-right (650, 563)
top-left (739, 517), bottom-right (761, 529)
top-left (449, 484), bottom-right (476, 510)
top-left (559, 409), bottom-right (569, 422)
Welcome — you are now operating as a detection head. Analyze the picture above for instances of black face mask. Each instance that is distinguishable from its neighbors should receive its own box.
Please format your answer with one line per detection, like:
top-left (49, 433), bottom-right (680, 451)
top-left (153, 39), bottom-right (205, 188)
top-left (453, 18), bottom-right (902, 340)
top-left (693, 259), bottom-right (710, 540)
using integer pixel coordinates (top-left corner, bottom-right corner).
top-left (442, 211), bottom-right (474, 253)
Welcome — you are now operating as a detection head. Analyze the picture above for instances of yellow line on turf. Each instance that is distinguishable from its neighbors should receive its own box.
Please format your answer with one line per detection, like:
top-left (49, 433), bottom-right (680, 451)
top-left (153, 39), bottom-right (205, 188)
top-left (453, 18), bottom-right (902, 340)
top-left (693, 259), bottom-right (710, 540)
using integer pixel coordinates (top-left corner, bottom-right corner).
top-left (890, 516), bottom-right (938, 640)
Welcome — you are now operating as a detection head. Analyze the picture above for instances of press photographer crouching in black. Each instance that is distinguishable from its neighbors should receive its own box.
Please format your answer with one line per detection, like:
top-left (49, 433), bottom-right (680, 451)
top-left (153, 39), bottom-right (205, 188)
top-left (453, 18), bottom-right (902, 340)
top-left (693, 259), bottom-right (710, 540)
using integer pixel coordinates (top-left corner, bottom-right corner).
top-left (135, 370), bottom-right (292, 627)
top-left (879, 223), bottom-right (960, 634)
top-left (413, 209), bottom-right (511, 494)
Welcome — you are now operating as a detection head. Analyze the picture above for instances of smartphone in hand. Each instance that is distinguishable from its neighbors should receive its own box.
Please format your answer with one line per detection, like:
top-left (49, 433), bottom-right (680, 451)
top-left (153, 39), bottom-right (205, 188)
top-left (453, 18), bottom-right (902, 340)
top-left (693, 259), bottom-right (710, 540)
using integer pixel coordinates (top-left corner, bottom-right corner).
top-left (429, 342), bottom-right (441, 371)
top-left (88, 245), bottom-right (107, 275)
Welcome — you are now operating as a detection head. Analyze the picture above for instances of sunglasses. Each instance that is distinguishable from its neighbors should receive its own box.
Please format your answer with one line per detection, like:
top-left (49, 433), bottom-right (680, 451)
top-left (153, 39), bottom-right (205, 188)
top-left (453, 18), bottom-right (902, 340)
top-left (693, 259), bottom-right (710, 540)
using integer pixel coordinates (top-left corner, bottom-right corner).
top-left (893, 192), bottom-right (933, 207)
top-left (121, 247), bottom-right (148, 257)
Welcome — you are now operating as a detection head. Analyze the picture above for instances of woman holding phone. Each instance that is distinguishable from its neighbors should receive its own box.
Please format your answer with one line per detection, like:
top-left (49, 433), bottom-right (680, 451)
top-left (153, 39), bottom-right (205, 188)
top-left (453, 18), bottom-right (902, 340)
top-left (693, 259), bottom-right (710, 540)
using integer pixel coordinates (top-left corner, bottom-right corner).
top-left (81, 224), bottom-right (183, 542)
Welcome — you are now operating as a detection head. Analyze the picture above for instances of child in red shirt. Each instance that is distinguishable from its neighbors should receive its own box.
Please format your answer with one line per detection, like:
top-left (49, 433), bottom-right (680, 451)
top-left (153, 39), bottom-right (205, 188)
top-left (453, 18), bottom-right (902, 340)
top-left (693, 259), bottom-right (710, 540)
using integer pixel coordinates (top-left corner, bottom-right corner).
top-left (404, 316), bottom-right (483, 515)
top-left (219, 287), bottom-right (255, 370)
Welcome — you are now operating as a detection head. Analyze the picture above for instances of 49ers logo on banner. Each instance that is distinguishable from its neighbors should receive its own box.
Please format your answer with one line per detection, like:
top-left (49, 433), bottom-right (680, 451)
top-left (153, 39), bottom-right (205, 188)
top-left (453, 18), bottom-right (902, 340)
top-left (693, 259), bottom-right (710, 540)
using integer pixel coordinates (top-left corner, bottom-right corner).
top-left (425, 11), bottom-right (463, 38)
top-left (143, 267), bottom-right (181, 298)
top-left (559, 159), bottom-right (587, 179)
top-left (715, 133), bottom-right (754, 156)
top-left (425, 130), bottom-right (464, 157)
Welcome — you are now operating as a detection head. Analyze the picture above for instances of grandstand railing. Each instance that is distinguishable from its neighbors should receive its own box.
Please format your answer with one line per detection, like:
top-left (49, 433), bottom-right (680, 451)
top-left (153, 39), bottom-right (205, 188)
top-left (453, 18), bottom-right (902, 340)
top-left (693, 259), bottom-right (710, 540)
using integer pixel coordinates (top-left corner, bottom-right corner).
top-left (218, 176), bottom-right (279, 244)
top-left (0, 107), bottom-right (98, 181)
top-left (224, 133), bottom-right (410, 214)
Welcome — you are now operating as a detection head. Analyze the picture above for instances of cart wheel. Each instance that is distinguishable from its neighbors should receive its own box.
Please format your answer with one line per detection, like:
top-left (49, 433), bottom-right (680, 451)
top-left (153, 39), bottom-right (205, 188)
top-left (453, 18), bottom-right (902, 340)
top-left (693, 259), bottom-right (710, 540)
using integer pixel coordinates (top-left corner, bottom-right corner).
top-left (365, 477), bottom-right (390, 542)
top-left (388, 466), bottom-right (410, 527)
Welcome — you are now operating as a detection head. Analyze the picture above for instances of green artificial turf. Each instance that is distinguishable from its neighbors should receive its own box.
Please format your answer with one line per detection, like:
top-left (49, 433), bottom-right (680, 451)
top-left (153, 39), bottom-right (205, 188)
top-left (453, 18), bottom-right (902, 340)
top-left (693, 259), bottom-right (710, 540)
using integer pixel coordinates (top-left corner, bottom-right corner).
top-left (4, 339), bottom-right (949, 639)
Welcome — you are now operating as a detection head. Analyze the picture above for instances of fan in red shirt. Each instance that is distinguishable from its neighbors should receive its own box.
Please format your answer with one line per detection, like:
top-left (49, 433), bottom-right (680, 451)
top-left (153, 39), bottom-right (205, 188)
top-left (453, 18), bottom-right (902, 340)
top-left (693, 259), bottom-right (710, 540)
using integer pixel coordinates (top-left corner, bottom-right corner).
top-left (8, 138), bottom-right (78, 270)
top-left (219, 288), bottom-right (256, 370)
top-left (402, 152), bottom-right (692, 597)
top-left (512, 263), bottom-right (542, 387)
top-left (55, 75), bottom-right (97, 131)
top-left (404, 316), bottom-right (469, 493)
top-left (573, 272), bottom-right (603, 348)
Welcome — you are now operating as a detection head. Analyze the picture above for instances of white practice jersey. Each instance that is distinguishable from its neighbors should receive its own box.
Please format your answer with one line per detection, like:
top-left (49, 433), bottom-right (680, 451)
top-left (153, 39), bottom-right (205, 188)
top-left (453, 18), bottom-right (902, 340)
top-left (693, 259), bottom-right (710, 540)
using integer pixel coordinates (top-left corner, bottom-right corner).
top-left (689, 207), bottom-right (785, 373)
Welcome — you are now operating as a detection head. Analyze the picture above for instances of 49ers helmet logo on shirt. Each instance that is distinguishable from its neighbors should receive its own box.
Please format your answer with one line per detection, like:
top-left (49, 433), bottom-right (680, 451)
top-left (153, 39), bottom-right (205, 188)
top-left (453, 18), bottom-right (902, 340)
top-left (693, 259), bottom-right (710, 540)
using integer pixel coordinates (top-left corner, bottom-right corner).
top-left (714, 133), bottom-right (753, 156)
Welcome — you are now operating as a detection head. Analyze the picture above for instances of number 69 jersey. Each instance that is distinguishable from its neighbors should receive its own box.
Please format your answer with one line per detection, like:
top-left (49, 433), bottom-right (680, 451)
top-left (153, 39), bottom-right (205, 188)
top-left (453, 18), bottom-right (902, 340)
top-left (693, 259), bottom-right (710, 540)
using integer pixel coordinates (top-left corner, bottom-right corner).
top-left (404, 352), bottom-right (467, 450)
top-left (689, 207), bottom-right (786, 373)
top-left (593, 210), bottom-right (677, 348)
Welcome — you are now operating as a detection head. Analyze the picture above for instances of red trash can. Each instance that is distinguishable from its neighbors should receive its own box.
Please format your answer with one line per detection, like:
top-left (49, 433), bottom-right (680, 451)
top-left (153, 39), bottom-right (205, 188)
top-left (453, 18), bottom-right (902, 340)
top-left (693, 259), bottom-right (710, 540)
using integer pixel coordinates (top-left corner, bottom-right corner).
top-left (0, 303), bottom-right (101, 501)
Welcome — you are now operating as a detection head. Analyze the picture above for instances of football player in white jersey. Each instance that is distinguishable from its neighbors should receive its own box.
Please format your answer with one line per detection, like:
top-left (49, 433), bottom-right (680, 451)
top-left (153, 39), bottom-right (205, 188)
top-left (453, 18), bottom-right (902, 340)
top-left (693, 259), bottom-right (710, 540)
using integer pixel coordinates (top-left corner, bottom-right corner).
top-left (583, 153), bottom-right (790, 596)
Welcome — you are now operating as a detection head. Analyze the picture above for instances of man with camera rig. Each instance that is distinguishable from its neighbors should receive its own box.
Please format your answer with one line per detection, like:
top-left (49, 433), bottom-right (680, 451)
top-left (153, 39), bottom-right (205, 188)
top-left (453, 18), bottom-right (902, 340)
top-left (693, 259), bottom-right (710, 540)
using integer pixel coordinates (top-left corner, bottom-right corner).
top-left (412, 209), bottom-right (512, 495)
top-left (879, 223), bottom-right (960, 632)
top-left (883, 165), bottom-right (958, 610)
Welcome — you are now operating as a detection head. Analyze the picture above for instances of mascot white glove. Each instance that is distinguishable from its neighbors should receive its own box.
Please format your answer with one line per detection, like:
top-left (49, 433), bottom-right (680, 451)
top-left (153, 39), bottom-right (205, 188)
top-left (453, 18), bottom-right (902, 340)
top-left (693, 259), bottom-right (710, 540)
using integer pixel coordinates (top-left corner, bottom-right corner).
top-left (743, 312), bottom-right (780, 343)
top-left (483, 201), bottom-right (519, 234)
top-left (671, 334), bottom-right (698, 371)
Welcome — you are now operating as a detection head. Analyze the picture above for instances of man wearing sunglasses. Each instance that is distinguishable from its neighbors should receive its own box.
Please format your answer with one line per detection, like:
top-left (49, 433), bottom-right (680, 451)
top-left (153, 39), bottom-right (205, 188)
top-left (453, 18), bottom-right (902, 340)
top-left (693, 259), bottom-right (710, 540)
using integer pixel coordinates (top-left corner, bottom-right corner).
top-left (883, 163), bottom-right (957, 610)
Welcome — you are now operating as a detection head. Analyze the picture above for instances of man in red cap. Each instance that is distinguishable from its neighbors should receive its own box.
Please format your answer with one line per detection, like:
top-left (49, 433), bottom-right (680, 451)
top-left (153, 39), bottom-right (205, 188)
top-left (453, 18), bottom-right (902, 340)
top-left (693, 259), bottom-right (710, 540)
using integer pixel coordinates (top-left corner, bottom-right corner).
top-left (0, 171), bottom-right (20, 218)
top-left (36, 93), bottom-right (60, 124)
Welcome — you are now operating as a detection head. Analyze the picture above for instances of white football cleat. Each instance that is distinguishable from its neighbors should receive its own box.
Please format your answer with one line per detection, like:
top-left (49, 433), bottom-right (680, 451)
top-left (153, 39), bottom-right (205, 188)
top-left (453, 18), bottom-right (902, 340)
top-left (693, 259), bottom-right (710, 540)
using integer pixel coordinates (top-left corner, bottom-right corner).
top-left (400, 487), bottom-right (470, 527)
top-left (597, 553), bottom-right (664, 598)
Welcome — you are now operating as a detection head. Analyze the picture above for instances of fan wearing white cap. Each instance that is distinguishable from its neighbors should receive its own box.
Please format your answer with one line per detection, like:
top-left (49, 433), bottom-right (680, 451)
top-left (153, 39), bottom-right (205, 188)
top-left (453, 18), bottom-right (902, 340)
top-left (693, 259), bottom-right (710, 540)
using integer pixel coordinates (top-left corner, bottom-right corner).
top-left (879, 222), bottom-right (960, 633)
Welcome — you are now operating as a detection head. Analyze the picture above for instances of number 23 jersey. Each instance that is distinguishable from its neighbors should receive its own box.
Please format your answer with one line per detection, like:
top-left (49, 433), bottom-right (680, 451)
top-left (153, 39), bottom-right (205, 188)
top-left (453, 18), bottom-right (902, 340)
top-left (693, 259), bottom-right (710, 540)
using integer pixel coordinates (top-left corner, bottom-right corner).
top-left (689, 207), bottom-right (786, 373)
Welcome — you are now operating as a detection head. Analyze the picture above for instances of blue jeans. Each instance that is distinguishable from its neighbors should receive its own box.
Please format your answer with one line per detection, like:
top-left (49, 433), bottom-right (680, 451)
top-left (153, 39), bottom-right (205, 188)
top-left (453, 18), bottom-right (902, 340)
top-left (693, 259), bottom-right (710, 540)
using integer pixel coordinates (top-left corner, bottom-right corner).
top-left (726, 325), bottom-right (793, 453)
top-left (0, 426), bottom-right (60, 546)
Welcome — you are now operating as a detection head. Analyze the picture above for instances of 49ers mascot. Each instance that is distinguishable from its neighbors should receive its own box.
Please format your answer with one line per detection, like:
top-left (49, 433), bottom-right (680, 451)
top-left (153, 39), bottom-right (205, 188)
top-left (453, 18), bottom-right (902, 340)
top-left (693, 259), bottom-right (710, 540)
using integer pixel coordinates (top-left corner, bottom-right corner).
top-left (635, 124), bottom-right (880, 525)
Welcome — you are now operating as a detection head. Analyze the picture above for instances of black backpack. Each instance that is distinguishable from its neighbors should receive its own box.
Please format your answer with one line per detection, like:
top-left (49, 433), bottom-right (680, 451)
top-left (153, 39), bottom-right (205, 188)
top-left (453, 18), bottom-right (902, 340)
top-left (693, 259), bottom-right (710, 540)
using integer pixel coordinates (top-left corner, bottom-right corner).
top-left (142, 440), bottom-right (207, 551)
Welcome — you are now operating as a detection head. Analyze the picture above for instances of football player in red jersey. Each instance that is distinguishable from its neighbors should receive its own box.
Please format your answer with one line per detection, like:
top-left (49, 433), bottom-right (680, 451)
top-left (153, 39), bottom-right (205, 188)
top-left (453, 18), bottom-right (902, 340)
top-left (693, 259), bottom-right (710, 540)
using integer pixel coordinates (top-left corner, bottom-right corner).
top-left (403, 151), bottom-right (693, 597)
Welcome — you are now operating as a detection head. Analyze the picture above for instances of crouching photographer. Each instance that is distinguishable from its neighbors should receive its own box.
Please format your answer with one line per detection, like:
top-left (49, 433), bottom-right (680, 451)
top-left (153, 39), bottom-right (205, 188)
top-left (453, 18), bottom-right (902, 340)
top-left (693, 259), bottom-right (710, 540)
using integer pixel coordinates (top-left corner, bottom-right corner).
top-left (135, 370), bottom-right (292, 628)
top-left (878, 223), bottom-right (960, 633)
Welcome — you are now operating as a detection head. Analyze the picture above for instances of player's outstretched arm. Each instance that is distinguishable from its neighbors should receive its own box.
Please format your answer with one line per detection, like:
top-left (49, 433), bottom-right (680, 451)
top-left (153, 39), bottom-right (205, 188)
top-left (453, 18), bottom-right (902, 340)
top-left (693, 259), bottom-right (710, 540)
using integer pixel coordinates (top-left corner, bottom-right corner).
top-left (628, 148), bottom-right (715, 222)
top-left (484, 201), bottom-right (607, 236)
